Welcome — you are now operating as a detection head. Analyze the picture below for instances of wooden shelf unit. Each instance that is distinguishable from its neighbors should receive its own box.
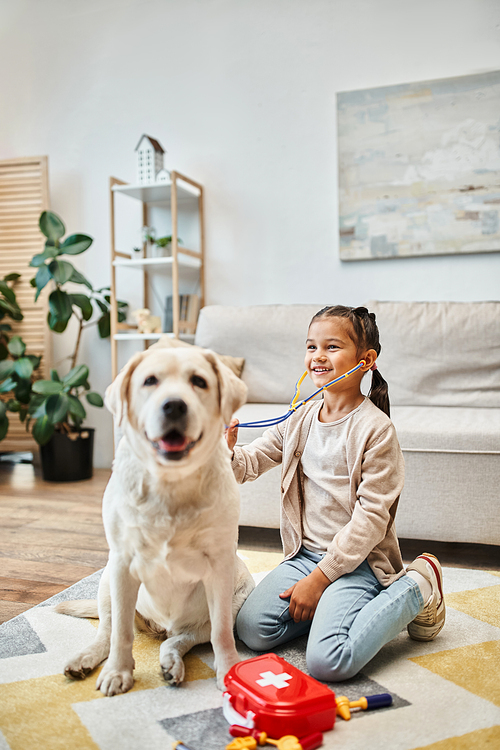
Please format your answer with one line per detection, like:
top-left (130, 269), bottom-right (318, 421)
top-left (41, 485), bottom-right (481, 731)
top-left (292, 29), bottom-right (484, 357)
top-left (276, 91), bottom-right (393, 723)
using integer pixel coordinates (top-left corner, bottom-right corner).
top-left (109, 171), bottom-right (205, 379)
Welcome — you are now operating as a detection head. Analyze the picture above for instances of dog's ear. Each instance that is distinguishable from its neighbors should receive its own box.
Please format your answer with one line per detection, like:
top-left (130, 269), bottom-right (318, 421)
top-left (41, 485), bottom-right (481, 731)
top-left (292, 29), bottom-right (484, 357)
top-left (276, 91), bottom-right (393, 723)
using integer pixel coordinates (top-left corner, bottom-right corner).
top-left (105, 350), bottom-right (148, 426)
top-left (202, 350), bottom-right (247, 425)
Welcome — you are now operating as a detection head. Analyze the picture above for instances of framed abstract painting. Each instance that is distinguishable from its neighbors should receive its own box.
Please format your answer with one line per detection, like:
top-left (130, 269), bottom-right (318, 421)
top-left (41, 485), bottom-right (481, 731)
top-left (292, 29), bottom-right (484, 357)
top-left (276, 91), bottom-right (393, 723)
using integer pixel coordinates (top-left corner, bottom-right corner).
top-left (337, 70), bottom-right (500, 260)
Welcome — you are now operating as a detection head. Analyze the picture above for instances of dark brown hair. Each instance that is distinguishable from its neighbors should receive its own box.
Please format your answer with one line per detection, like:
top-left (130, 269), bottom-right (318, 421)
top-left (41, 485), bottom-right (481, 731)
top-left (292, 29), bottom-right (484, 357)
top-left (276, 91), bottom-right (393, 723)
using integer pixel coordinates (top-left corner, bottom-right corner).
top-left (310, 305), bottom-right (390, 417)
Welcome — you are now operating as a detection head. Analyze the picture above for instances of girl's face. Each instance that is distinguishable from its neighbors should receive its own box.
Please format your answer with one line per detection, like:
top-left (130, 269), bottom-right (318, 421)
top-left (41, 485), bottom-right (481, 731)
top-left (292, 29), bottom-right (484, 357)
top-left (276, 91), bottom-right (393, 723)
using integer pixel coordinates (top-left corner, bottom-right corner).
top-left (305, 316), bottom-right (363, 388)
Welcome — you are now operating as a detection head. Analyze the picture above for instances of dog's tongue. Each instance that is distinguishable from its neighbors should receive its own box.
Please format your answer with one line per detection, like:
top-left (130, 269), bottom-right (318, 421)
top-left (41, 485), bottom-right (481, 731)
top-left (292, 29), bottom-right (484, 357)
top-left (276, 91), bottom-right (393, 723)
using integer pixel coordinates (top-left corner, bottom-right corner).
top-left (159, 431), bottom-right (189, 453)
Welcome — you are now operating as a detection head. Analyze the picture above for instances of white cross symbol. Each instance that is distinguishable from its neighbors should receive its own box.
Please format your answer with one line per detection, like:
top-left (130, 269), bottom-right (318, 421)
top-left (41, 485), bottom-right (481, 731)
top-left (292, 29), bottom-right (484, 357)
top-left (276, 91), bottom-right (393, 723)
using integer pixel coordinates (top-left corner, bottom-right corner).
top-left (256, 670), bottom-right (293, 689)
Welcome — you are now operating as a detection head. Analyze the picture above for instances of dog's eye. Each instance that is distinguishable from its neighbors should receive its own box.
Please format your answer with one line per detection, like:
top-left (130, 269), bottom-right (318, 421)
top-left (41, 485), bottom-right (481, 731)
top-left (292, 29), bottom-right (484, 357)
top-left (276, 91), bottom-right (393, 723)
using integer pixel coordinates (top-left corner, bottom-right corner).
top-left (143, 375), bottom-right (158, 387)
top-left (191, 375), bottom-right (207, 389)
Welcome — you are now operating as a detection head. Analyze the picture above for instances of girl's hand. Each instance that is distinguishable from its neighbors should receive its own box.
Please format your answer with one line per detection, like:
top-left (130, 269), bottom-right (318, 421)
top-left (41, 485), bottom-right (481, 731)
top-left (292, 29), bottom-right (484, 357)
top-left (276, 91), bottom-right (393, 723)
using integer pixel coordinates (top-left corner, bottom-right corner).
top-left (279, 567), bottom-right (331, 623)
top-left (225, 418), bottom-right (239, 453)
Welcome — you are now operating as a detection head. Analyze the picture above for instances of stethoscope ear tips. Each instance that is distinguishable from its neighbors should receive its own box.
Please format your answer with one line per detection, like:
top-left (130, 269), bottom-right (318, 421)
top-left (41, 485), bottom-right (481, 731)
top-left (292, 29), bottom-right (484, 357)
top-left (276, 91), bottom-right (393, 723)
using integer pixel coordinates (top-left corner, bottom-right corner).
top-left (359, 360), bottom-right (366, 367)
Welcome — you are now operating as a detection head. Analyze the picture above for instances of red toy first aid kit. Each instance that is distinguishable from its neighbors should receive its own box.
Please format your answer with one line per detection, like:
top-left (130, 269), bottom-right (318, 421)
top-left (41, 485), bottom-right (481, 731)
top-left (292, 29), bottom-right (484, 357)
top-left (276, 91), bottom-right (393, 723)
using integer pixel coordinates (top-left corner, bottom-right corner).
top-left (223, 654), bottom-right (336, 738)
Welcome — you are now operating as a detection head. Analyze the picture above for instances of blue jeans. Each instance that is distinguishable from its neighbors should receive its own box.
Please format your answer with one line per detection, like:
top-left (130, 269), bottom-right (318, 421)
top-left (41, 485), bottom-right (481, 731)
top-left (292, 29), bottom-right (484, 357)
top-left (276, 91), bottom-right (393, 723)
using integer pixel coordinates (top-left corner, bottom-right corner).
top-left (236, 547), bottom-right (423, 682)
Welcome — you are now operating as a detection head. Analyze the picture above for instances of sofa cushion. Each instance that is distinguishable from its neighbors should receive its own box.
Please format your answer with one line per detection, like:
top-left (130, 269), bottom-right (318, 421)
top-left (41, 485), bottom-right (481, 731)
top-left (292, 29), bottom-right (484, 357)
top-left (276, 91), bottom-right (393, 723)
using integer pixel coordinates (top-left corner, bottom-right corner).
top-left (368, 300), bottom-right (500, 408)
top-left (195, 304), bottom-right (323, 403)
top-left (391, 405), bottom-right (500, 453)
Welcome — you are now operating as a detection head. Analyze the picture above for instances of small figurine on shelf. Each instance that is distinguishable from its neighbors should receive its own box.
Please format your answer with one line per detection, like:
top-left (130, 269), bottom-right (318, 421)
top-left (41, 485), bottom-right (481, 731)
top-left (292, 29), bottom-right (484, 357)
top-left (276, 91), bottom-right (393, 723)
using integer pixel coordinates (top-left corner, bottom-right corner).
top-left (156, 168), bottom-right (171, 183)
top-left (135, 134), bottom-right (166, 185)
top-left (132, 308), bottom-right (162, 334)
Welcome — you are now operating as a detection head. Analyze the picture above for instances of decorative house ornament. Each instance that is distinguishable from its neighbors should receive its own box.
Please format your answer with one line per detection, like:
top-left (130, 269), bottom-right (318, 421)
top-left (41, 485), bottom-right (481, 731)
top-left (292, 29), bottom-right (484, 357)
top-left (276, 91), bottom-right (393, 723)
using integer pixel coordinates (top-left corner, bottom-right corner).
top-left (135, 135), bottom-right (166, 185)
top-left (155, 168), bottom-right (170, 183)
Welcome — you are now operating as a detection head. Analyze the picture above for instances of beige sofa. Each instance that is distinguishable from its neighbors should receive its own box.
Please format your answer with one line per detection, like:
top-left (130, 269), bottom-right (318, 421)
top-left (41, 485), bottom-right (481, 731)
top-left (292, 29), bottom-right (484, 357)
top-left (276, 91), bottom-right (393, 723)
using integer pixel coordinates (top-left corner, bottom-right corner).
top-left (195, 301), bottom-right (500, 547)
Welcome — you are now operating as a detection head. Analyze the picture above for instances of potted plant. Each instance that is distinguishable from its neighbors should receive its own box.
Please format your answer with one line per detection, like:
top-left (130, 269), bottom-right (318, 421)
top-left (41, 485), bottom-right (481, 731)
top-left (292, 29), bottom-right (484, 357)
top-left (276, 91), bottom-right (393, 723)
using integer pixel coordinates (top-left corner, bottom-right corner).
top-left (0, 273), bottom-right (42, 440)
top-left (0, 210), bottom-right (128, 481)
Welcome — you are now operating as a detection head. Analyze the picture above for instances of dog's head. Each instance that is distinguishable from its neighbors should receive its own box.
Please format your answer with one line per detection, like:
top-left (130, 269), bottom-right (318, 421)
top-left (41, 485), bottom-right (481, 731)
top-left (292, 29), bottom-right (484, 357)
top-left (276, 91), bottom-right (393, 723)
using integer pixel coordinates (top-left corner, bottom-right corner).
top-left (106, 347), bottom-right (247, 471)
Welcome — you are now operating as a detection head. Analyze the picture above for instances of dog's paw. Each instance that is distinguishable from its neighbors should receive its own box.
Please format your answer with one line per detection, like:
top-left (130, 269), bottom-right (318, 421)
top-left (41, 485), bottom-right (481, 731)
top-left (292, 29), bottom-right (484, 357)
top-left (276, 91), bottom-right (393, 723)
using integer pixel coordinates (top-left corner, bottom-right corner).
top-left (160, 652), bottom-right (185, 686)
top-left (96, 666), bottom-right (134, 696)
top-left (64, 652), bottom-right (100, 680)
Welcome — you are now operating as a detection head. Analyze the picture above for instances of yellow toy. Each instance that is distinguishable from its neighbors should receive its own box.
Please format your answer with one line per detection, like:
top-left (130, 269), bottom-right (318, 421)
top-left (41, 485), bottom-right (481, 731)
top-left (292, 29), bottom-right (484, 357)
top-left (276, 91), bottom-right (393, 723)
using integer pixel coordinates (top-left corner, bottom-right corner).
top-left (336, 693), bottom-right (392, 720)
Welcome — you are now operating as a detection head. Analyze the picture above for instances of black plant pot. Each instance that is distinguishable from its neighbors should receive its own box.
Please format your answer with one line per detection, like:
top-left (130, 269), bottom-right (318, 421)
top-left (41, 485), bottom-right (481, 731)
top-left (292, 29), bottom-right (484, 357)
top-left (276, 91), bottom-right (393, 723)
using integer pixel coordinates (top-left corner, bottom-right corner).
top-left (39, 428), bottom-right (95, 482)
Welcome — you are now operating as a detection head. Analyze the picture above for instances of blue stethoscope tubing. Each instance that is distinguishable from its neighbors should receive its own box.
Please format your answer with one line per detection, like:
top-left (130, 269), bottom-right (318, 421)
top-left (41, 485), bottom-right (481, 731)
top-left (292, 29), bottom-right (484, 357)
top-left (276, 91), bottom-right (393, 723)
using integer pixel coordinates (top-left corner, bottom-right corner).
top-left (234, 360), bottom-right (366, 429)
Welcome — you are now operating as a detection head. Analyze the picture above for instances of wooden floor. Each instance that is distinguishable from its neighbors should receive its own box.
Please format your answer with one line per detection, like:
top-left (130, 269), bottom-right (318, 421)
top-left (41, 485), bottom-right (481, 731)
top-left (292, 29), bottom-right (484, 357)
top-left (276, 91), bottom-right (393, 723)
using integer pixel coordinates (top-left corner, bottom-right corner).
top-left (0, 462), bottom-right (111, 624)
top-left (1, 461), bottom-right (499, 625)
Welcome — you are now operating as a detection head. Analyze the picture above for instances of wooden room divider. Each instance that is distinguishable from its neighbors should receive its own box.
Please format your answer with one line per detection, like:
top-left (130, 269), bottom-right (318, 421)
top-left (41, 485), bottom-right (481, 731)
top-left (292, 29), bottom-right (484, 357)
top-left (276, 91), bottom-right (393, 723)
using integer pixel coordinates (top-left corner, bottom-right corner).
top-left (0, 156), bottom-right (51, 453)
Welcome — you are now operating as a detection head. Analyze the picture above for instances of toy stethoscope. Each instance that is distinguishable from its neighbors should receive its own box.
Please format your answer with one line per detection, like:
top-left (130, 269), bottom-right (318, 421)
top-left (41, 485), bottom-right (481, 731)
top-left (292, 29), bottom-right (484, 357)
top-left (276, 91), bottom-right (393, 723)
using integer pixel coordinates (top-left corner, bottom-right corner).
top-left (233, 360), bottom-right (366, 430)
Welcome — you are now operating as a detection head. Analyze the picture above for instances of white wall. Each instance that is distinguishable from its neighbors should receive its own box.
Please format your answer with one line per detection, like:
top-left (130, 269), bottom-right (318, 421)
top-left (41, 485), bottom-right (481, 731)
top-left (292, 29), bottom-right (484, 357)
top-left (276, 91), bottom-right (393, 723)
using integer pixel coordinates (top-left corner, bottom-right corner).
top-left (1, 0), bottom-right (499, 467)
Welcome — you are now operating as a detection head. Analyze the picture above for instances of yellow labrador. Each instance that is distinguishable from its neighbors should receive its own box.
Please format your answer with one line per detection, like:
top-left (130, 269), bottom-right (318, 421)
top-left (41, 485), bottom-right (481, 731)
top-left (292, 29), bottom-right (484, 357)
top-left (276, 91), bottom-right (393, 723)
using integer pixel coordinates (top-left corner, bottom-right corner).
top-left (55, 347), bottom-right (254, 696)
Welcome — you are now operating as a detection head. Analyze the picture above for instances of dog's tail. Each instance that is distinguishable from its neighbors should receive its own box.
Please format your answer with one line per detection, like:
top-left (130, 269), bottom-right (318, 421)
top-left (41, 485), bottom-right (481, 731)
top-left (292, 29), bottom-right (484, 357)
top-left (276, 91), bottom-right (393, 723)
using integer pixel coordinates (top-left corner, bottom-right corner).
top-left (54, 600), bottom-right (99, 618)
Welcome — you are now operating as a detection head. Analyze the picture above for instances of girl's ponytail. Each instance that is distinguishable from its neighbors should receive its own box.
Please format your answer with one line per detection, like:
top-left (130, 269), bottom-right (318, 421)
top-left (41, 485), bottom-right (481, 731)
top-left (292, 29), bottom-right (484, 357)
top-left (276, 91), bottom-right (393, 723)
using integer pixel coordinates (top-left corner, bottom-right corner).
top-left (368, 367), bottom-right (390, 418)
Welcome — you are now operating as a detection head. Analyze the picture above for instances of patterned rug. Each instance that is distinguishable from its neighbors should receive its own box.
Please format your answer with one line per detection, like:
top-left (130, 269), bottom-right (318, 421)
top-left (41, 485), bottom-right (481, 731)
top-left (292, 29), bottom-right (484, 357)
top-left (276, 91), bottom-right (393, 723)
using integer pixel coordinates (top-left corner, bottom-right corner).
top-left (0, 550), bottom-right (499, 750)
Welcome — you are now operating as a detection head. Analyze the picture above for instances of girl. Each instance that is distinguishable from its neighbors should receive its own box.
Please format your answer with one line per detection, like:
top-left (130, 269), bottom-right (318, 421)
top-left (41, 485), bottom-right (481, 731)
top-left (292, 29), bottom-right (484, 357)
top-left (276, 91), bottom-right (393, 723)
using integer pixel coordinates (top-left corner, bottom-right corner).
top-left (225, 305), bottom-right (445, 682)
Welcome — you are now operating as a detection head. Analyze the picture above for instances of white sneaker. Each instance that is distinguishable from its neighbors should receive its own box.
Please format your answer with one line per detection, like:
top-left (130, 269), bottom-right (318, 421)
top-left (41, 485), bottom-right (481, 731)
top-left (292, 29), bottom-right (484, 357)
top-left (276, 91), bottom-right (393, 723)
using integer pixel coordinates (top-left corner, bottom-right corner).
top-left (407, 553), bottom-right (445, 641)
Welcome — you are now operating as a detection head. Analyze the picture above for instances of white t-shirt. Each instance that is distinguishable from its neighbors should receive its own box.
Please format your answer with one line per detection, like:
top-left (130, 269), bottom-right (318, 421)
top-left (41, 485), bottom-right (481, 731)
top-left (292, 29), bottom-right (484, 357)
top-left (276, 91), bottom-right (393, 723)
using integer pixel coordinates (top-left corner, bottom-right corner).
top-left (301, 400), bottom-right (365, 554)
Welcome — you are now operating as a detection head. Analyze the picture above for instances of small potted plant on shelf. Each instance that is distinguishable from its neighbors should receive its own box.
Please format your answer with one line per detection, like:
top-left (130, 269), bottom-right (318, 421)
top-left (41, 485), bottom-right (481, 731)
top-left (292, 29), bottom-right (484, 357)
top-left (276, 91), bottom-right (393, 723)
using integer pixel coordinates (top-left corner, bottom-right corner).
top-left (143, 231), bottom-right (183, 257)
top-left (0, 210), bottom-right (128, 481)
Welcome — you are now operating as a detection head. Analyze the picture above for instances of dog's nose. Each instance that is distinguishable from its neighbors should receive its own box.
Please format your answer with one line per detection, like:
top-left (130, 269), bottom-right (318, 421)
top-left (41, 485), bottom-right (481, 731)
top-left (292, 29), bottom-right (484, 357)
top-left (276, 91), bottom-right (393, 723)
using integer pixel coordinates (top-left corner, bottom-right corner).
top-left (162, 398), bottom-right (188, 421)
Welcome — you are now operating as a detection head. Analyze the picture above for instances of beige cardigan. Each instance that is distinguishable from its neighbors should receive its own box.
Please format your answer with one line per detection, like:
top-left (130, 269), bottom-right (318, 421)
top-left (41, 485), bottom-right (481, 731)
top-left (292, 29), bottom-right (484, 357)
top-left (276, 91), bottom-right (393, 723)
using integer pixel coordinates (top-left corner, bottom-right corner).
top-left (232, 398), bottom-right (406, 587)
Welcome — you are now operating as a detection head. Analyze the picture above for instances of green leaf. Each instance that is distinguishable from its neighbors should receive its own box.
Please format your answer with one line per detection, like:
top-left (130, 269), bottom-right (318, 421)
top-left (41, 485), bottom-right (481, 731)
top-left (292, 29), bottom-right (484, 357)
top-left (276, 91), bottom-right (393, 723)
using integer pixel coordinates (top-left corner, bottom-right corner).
top-left (97, 312), bottom-right (110, 339)
top-left (14, 357), bottom-right (33, 379)
top-left (60, 234), bottom-right (93, 255)
top-left (34, 264), bottom-right (53, 301)
top-left (67, 394), bottom-right (86, 421)
top-left (6, 399), bottom-right (21, 412)
top-left (86, 391), bottom-right (104, 407)
top-left (7, 336), bottom-right (26, 358)
top-left (50, 369), bottom-right (61, 381)
top-left (62, 364), bottom-right (89, 389)
top-left (32, 379), bottom-right (64, 395)
top-left (49, 259), bottom-right (75, 285)
top-left (0, 360), bottom-right (15, 379)
top-left (0, 297), bottom-right (23, 321)
top-left (0, 415), bottom-right (8, 441)
top-left (26, 355), bottom-right (42, 371)
top-left (0, 323), bottom-right (12, 331)
top-left (3, 273), bottom-right (21, 282)
top-left (0, 280), bottom-right (16, 303)
top-left (0, 401), bottom-right (6, 419)
top-left (30, 255), bottom-right (46, 268)
top-left (0, 377), bottom-right (16, 393)
top-left (30, 244), bottom-right (61, 267)
top-left (47, 311), bottom-right (68, 333)
top-left (14, 379), bottom-right (32, 404)
top-left (48, 289), bottom-right (73, 329)
top-left (70, 294), bottom-right (93, 321)
top-left (69, 267), bottom-right (93, 290)
top-left (28, 394), bottom-right (46, 418)
top-left (45, 393), bottom-right (70, 424)
top-left (0, 343), bottom-right (8, 361)
top-left (32, 415), bottom-right (55, 445)
top-left (39, 211), bottom-right (65, 241)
